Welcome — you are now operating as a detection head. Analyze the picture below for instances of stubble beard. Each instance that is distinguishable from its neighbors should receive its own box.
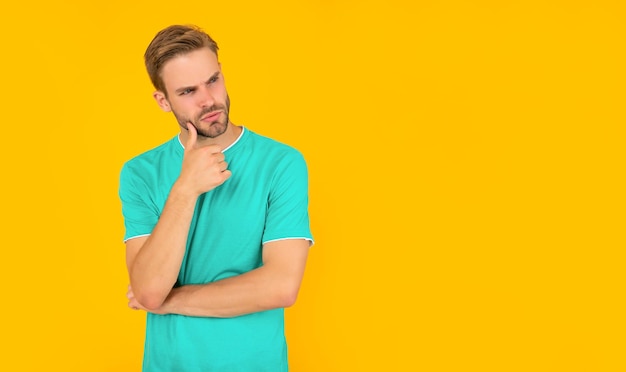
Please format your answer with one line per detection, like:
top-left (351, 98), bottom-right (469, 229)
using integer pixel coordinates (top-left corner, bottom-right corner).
top-left (173, 95), bottom-right (231, 138)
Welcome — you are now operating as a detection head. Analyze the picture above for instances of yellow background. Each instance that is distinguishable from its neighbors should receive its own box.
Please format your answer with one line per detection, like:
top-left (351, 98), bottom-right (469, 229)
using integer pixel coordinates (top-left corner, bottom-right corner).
top-left (1, 0), bottom-right (624, 370)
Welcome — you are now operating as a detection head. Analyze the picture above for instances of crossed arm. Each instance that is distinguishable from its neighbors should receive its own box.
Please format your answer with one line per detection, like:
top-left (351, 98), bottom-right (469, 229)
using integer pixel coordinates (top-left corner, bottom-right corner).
top-left (126, 233), bottom-right (310, 318)
top-left (124, 179), bottom-right (310, 318)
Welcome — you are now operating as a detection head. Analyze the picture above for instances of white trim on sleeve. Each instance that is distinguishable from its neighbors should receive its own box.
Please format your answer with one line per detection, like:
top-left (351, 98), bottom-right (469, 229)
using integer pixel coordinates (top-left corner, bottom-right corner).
top-left (262, 237), bottom-right (314, 246)
top-left (123, 234), bottom-right (151, 243)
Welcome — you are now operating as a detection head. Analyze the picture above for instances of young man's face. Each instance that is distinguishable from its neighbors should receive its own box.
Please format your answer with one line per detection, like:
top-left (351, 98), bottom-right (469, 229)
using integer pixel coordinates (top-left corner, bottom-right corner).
top-left (156, 47), bottom-right (230, 138)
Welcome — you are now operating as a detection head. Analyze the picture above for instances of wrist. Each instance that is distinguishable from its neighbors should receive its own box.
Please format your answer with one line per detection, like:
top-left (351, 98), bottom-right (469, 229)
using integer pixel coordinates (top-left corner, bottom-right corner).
top-left (171, 179), bottom-right (201, 199)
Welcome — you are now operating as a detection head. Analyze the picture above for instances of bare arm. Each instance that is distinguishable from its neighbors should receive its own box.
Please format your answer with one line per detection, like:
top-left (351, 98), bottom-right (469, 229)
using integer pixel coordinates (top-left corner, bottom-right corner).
top-left (125, 185), bottom-right (197, 310)
top-left (127, 238), bottom-right (310, 317)
top-left (126, 124), bottom-right (230, 310)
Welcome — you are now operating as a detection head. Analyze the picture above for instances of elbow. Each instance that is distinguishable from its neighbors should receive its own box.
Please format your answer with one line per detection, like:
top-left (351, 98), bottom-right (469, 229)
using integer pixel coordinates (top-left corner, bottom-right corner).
top-left (281, 292), bottom-right (298, 308)
top-left (134, 289), bottom-right (168, 311)
top-left (140, 297), bottom-right (166, 312)
top-left (129, 275), bottom-right (174, 311)
top-left (273, 285), bottom-right (300, 308)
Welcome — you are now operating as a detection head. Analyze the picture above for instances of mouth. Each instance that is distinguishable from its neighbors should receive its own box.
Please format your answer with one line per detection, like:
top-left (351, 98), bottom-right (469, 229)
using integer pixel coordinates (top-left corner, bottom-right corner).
top-left (200, 111), bottom-right (222, 122)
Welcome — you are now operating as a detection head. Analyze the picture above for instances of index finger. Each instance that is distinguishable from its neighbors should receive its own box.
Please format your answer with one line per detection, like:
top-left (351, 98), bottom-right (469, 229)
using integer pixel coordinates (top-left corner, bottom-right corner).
top-left (185, 122), bottom-right (198, 150)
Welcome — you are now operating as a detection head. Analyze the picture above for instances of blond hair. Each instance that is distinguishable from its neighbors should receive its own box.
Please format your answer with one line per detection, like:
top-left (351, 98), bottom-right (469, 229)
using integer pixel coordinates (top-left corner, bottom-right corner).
top-left (144, 24), bottom-right (219, 95)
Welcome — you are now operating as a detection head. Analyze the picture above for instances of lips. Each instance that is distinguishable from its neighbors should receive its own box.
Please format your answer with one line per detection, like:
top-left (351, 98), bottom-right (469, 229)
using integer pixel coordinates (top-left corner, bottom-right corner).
top-left (201, 111), bottom-right (221, 122)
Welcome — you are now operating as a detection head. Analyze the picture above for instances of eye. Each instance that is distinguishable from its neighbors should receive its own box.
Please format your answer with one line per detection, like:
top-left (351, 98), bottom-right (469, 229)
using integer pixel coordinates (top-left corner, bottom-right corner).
top-left (179, 88), bottom-right (194, 96)
top-left (208, 75), bottom-right (219, 84)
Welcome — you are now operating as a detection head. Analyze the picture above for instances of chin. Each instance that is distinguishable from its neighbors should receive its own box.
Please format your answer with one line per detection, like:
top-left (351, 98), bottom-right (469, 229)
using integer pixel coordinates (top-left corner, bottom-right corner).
top-left (199, 121), bottom-right (228, 138)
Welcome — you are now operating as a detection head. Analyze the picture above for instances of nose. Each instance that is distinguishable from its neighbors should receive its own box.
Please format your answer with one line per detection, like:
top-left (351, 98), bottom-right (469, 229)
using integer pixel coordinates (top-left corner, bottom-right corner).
top-left (196, 85), bottom-right (215, 108)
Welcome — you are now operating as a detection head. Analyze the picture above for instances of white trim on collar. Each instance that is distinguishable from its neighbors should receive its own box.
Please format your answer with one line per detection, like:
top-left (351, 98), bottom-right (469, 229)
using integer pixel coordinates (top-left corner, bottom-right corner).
top-left (177, 126), bottom-right (246, 153)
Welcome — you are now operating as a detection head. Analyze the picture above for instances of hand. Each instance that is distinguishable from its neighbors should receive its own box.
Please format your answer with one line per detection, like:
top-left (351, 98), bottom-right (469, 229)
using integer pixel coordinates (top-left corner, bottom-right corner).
top-left (127, 285), bottom-right (169, 315)
top-left (178, 123), bottom-right (232, 196)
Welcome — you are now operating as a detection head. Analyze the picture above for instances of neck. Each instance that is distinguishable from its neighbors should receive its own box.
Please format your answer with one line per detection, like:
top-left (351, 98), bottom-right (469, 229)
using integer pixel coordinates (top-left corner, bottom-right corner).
top-left (179, 122), bottom-right (242, 151)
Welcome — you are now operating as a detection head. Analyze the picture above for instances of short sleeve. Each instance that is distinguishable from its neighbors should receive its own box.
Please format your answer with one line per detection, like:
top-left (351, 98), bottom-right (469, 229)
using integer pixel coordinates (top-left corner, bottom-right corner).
top-left (262, 150), bottom-right (313, 245)
top-left (119, 163), bottom-right (159, 242)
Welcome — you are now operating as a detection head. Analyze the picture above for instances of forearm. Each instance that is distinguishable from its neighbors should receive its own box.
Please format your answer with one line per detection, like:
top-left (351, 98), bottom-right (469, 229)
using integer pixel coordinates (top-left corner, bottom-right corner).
top-left (159, 266), bottom-right (299, 318)
top-left (130, 182), bottom-right (198, 309)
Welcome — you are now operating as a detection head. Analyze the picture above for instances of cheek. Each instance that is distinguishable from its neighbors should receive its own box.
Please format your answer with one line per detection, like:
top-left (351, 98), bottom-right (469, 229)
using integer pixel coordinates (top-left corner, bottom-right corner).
top-left (214, 83), bottom-right (228, 100)
top-left (171, 101), bottom-right (194, 117)
top-left (171, 107), bottom-right (193, 123)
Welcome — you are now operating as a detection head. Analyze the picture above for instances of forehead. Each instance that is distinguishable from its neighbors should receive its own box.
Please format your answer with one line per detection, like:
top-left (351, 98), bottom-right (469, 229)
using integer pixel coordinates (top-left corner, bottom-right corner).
top-left (160, 48), bottom-right (220, 92)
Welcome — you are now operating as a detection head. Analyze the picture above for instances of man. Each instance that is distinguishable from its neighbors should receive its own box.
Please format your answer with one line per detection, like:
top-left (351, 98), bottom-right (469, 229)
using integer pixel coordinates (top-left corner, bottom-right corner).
top-left (119, 24), bottom-right (313, 371)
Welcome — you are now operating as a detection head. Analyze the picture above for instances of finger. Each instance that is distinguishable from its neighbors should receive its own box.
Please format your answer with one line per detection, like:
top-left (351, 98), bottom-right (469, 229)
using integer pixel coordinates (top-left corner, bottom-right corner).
top-left (186, 122), bottom-right (198, 150)
top-left (222, 169), bottom-right (232, 181)
top-left (128, 297), bottom-right (141, 310)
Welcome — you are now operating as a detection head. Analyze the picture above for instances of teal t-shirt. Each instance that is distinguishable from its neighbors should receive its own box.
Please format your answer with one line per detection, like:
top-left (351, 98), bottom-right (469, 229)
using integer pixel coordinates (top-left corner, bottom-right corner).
top-left (119, 127), bottom-right (313, 371)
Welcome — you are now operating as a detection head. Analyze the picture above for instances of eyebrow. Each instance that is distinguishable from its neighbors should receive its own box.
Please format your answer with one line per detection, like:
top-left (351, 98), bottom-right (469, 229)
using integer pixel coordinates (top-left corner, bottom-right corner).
top-left (174, 71), bottom-right (220, 95)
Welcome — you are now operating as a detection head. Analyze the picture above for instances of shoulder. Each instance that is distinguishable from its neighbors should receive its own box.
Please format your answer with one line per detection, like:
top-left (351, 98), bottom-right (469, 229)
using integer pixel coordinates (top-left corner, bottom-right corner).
top-left (245, 129), bottom-right (306, 163)
top-left (121, 137), bottom-right (180, 173)
top-left (242, 130), bottom-right (309, 190)
top-left (119, 137), bottom-right (180, 198)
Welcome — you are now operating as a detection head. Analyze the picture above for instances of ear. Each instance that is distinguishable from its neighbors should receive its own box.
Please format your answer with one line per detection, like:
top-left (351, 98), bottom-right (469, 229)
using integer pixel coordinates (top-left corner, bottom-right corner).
top-left (153, 91), bottom-right (172, 112)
